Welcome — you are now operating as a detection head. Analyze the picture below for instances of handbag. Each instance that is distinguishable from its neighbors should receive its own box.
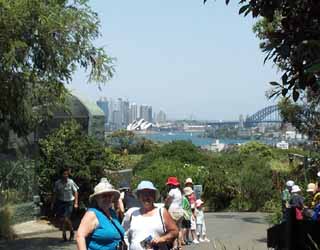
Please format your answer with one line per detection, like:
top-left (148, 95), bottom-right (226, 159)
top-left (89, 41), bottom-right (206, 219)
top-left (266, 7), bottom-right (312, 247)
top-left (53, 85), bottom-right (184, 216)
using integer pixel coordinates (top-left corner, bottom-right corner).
top-left (295, 207), bottom-right (303, 221)
top-left (109, 218), bottom-right (128, 250)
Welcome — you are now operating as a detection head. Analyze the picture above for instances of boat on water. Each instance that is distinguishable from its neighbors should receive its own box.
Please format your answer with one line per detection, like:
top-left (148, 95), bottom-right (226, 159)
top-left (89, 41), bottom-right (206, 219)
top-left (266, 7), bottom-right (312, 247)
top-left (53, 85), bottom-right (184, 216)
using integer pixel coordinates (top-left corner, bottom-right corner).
top-left (202, 139), bottom-right (225, 152)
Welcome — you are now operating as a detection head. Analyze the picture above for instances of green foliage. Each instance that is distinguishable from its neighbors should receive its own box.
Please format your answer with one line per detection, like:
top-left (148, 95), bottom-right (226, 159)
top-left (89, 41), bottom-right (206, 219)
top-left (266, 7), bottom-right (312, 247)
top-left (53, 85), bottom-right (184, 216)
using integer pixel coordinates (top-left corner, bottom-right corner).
top-left (239, 141), bottom-right (274, 159)
top-left (106, 130), bottom-right (156, 154)
top-left (0, 0), bottom-right (114, 141)
top-left (0, 160), bottom-right (35, 204)
top-left (263, 199), bottom-right (282, 225)
top-left (0, 205), bottom-right (15, 240)
top-left (236, 157), bottom-right (274, 211)
top-left (278, 98), bottom-right (320, 142)
top-left (134, 158), bottom-right (207, 199)
top-left (203, 155), bottom-right (239, 210)
top-left (135, 140), bottom-right (208, 172)
top-left (37, 120), bottom-right (121, 207)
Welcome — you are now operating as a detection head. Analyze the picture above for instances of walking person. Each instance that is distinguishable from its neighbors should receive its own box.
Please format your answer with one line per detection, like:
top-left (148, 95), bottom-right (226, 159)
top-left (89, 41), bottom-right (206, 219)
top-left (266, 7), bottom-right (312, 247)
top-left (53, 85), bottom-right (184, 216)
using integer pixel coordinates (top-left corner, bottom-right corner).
top-left (51, 167), bottom-right (79, 241)
top-left (122, 180), bottom-right (178, 250)
top-left (76, 178), bottom-right (124, 250)
top-left (165, 177), bottom-right (184, 250)
top-left (289, 185), bottom-right (305, 220)
top-left (281, 180), bottom-right (294, 221)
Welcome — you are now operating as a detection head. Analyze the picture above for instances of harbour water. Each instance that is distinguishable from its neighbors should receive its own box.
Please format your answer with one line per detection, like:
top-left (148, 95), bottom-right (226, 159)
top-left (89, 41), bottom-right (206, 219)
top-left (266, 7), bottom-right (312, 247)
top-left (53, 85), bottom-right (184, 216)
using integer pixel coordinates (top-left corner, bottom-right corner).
top-left (139, 131), bottom-right (250, 147)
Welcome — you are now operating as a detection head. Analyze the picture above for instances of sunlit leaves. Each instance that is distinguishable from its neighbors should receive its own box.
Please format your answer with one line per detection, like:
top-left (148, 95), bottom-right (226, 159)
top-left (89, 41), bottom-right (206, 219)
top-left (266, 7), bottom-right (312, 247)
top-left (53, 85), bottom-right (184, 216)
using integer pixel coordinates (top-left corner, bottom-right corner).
top-left (0, 0), bottom-right (114, 140)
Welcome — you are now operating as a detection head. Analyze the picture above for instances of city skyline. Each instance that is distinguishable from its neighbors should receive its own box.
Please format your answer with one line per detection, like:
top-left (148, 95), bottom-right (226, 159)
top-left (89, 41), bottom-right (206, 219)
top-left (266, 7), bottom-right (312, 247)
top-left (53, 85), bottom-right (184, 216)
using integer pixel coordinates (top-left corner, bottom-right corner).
top-left (96, 96), bottom-right (168, 130)
top-left (69, 0), bottom-right (280, 121)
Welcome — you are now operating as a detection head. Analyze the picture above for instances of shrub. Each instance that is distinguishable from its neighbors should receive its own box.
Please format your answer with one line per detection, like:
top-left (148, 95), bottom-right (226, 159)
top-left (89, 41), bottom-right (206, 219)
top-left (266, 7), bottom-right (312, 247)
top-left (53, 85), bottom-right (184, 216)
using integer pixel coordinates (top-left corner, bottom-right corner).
top-left (37, 120), bottom-right (122, 210)
top-left (0, 205), bottom-right (15, 240)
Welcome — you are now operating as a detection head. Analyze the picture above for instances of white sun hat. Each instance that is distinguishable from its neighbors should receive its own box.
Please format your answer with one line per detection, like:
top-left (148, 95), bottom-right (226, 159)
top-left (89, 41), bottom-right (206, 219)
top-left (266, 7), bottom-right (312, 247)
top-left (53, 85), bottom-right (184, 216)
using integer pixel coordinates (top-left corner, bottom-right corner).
top-left (291, 185), bottom-right (301, 193)
top-left (286, 180), bottom-right (295, 187)
top-left (89, 178), bottom-right (120, 202)
top-left (183, 187), bottom-right (194, 196)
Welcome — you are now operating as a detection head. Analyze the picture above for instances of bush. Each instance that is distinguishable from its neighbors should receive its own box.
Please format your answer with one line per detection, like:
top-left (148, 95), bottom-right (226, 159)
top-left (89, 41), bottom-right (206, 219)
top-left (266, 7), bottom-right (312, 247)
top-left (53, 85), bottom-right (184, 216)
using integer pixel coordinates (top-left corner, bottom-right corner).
top-left (37, 120), bottom-right (122, 210)
top-left (0, 205), bottom-right (15, 240)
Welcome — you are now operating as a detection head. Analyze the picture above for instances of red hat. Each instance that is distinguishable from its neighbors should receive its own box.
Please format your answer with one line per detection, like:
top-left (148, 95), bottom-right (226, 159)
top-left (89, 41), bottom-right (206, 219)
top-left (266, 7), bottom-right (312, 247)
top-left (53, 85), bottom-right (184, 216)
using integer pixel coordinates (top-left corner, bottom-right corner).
top-left (166, 176), bottom-right (180, 186)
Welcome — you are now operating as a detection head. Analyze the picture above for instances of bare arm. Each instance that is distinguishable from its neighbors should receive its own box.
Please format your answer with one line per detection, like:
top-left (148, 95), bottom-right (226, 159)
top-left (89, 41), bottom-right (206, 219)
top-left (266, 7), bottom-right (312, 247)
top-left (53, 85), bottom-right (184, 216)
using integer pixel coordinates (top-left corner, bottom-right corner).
top-left (164, 195), bottom-right (173, 209)
top-left (152, 208), bottom-right (178, 245)
top-left (76, 211), bottom-right (98, 250)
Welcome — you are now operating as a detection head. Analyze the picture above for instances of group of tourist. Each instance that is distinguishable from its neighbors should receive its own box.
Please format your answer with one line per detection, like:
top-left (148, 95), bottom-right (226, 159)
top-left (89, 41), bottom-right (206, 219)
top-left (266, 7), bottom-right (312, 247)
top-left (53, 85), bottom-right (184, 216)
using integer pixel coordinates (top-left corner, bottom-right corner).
top-left (282, 171), bottom-right (320, 222)
top-left (51, 168), bottom-right (210, 250)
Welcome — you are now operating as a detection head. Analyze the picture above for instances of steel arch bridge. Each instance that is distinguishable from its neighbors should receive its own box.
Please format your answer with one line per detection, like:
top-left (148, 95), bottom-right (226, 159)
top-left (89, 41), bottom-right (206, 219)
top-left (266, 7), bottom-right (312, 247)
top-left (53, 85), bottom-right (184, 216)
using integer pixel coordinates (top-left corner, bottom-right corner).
top-left (245, 105), bottom-right (281, 126)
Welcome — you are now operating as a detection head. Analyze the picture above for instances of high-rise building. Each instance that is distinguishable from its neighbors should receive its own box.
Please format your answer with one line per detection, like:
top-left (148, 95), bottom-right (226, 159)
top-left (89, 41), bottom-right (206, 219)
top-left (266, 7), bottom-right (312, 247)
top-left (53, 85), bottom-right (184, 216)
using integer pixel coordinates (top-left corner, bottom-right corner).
top-left (122, 100), bottom-right (130, 126)
top-left (140, 105), bottom-right (152, 122)
top-left (129, 103), bottom-right (138, 123)
top-left (156, 110), bottom-right (167, 123)
top-left (96, 97), bottom-right (109, 124)
top-left (147, 106), bottom-right (153, 123)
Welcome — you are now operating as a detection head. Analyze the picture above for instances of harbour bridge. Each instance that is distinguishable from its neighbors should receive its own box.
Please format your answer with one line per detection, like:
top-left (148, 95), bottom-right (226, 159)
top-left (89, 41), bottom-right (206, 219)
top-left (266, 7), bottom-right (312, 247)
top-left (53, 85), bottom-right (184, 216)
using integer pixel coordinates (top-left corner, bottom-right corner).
top-left (207, 105), bottom-right (282, 128)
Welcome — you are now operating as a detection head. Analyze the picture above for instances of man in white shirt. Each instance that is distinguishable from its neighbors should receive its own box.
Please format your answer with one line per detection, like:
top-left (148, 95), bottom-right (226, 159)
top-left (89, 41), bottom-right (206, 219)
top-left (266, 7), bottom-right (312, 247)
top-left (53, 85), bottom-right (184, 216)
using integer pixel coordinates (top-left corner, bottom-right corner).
top-left (51, 167), bottom-right (79, 241)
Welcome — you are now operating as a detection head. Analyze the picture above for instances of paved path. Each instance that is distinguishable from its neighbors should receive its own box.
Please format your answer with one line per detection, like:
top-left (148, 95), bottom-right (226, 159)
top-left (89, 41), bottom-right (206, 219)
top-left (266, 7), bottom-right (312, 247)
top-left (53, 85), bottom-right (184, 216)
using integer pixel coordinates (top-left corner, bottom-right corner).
top-left (0, 212), bottom-right (270, 250)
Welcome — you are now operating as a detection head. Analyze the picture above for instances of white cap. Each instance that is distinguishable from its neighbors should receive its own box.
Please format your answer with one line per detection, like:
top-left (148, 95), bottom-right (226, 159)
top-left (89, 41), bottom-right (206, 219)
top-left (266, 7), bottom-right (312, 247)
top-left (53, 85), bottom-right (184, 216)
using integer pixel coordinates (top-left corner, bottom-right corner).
top-left (286, 180), bottom-right (295, 187)
top-left (317, 171), bottom-right (320, 177)
top-left (291, 185), bottom-right (301, 193)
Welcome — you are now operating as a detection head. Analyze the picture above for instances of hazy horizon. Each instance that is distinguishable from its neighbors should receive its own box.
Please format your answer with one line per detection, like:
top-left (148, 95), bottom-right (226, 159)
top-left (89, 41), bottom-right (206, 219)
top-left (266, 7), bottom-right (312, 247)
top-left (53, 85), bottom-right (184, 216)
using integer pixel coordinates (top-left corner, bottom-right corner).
top-left (69, 0), bottom-right (280, 121)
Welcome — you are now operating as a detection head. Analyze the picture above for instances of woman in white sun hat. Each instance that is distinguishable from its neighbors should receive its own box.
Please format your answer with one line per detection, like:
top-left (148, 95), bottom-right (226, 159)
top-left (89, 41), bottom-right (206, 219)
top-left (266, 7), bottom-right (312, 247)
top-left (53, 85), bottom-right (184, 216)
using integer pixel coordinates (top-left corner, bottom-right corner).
top-left (76, 178), bottom-right (124, 250)
top-left (289, 185), bottom-right (305, 219)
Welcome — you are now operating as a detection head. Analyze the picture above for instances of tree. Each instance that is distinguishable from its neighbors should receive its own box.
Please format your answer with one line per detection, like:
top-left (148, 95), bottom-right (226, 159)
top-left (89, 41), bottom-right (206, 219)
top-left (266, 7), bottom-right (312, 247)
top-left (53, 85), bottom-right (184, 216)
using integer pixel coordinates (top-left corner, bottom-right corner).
top-left (0, 0), bottom-right (114, 143)
top-left (205, 0), bottom-right (320, 102)
top-left (37, 120), bottom-right (120, 208)
top-left (278, 97), bottom-right (320, 142)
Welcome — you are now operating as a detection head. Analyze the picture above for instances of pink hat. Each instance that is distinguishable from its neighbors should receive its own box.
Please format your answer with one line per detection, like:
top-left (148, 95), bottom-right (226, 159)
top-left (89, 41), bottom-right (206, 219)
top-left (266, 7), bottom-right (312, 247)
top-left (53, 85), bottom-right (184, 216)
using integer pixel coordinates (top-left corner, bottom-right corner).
top-left (166, 176), bottom-right (180, 186)
top-left (196, 199), bottom-right (204, 208)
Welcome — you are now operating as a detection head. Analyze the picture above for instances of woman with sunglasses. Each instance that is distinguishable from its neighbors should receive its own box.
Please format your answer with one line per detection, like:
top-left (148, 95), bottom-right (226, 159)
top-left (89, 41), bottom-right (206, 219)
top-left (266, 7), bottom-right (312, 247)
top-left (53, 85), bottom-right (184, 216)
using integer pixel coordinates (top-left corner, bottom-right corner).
top-left (122, 180), bottom-right (178, 250)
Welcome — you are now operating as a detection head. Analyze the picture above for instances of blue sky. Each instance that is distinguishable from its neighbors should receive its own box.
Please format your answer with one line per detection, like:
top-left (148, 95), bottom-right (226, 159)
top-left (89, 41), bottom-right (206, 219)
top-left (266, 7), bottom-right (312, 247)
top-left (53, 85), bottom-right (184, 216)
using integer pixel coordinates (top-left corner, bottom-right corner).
top-left (69, 0), bottom-right (280, 120)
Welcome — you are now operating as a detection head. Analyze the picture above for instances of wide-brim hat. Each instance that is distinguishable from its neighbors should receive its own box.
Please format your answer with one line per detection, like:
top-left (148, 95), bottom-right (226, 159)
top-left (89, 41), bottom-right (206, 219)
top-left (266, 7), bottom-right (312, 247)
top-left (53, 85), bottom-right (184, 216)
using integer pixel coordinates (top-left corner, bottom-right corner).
top-left (185, 178), bottom-right (193, 184)
top-left (134, 180), bottom-right (160, 201)
top-left (196, 199), bottom-right (204, 208)
top-left (291, 185), bottom-right (301, 193)
top-left (183, 187), bottom-right (194, 196)
top-left (166, 176), bottom-right (180, 186)
top-left (307, 183), bottom-right (316, 192)
top-left (89, 178), bottom-right (120, 202)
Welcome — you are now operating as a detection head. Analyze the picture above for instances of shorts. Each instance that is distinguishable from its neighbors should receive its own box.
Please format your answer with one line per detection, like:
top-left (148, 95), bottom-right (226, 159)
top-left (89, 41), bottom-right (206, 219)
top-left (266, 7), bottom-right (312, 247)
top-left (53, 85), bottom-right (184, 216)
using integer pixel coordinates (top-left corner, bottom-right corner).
top-left (181, 218), bottom-right (191, 229)
top-left (55, 200), bottom-right (74, 218)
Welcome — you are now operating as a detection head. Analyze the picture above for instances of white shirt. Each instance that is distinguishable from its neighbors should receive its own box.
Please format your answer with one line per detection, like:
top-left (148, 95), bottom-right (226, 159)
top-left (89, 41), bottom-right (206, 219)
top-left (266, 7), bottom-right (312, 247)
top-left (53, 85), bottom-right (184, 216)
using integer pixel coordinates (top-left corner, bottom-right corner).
top-left (168, 188), bottom-right (183, 213)
top-left (122, 208), bottom-right (168, 250)
top-left (53, 178), bottom-right (78, 202)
